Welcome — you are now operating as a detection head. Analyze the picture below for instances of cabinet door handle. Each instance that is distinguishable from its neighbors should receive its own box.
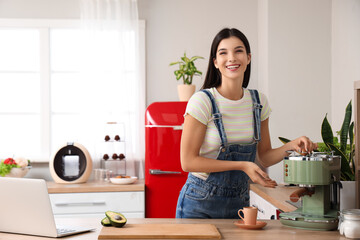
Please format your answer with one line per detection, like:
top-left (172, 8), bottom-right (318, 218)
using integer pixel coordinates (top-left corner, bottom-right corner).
top-left (55, 201), bottom-right (106, 207)
top-left (149, 169), bottom-right (181, 175)
top-left (251, 204), bottom-right (264, 214)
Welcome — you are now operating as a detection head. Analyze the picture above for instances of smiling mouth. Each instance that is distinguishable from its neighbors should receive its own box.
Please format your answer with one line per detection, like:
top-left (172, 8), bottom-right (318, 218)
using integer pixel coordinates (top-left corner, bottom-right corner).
top-left (226, 65), bottom-right (240, 70)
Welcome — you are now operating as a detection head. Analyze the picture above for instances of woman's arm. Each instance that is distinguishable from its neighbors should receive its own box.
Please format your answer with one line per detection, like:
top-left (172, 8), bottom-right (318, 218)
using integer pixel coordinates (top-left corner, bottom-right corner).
top-left (257, 118), bottom-right (318, 168)
top-left (180, 114), bottom-right (277, 187)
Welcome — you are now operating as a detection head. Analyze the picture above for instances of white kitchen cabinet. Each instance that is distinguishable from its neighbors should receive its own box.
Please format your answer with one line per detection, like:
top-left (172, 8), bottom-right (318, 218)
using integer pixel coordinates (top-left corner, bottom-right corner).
top-left (49, 191), bottom-right (144, 219)
top-left (249, 190), bottom-right (279, 220)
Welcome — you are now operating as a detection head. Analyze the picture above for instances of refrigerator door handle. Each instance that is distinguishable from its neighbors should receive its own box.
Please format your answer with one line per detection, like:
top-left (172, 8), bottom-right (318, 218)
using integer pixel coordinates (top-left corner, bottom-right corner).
top-left (149, 169), bottom-right (181, 175)
top-left (145, 125), bottom-right (183, 130)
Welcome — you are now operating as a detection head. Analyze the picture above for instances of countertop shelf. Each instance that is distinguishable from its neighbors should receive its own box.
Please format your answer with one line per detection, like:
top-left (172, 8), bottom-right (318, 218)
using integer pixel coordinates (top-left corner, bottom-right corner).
top-left (46, 179), bottom-right (144, 193)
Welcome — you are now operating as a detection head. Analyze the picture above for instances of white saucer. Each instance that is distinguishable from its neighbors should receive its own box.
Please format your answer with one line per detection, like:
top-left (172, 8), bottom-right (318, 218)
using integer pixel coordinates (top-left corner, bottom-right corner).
top-left (110, 176), bottom-right (138, 185)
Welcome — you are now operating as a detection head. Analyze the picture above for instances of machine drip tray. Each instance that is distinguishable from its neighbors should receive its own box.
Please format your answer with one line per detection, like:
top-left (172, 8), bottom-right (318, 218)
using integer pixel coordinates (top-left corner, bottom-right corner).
top-left (280, 212), bottom-right (337, 222)
top-left (279, 209), bottom-right (339, 231)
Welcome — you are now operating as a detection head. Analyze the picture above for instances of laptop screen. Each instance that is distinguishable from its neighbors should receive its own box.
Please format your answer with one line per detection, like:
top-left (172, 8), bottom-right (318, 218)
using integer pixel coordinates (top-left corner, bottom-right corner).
top-left (0, 177), bottom-right (59, 237)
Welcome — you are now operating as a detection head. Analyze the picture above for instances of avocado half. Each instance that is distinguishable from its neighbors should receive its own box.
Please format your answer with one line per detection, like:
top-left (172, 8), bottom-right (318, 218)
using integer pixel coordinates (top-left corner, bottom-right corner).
top-left (101, 217), bottom-right (112, 226)
top-left (105, 211), bottom-right (127, 228)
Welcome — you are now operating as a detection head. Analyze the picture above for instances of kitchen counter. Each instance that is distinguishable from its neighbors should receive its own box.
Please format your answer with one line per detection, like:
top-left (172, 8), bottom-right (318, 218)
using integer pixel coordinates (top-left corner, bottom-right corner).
top-left (250, 184), bottom-right (299, 212)
top-left (46, 179), bottom-right (145, 193)
top-left (47, 180), bottom-right (145, 218)
top-left (0, 218), bottom-right (343, 240)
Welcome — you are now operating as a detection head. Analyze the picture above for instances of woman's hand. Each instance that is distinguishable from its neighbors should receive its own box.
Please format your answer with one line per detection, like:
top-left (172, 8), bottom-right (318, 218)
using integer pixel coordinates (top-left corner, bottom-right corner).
top-left (287, 136), bottom-right (318, 155)
top-left (241, 162), bottom-right (277, 188)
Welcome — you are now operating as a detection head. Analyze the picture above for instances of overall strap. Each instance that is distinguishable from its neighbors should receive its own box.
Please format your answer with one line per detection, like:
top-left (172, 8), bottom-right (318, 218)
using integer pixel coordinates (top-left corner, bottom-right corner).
top-left (248, 89), bottom-right (263, 142)
top-left (200, 89), bottom-right (228, 147)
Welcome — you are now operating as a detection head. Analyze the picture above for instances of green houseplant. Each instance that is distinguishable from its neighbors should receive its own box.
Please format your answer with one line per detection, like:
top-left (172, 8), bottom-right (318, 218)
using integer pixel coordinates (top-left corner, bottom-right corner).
top-left (170, 52), bottom-right (204, 101)
top-left (279, 100), bottom-right (355, 181)
top-left (169, 52), bottom-right (204, 85)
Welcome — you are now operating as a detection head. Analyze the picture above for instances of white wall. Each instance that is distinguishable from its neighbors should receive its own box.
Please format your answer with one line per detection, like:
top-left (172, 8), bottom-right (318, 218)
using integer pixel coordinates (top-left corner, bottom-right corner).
top-left (0, 0), bottom-right (359, 183)
top-left (331, 0), bottom-right (360, 131)
top-left (0, 0), bottom-right (79, 18)
top-left (138, 0), bottom-right (260, 104)
top-left (266, 0), bottom-right (332, 182)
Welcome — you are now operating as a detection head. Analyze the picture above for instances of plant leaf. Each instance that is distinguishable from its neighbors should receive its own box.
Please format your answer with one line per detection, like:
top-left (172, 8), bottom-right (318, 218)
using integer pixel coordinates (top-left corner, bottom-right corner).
top-left (349, 121), bottom-right (355, 173)
top-left (169, 61), bottom-right (181, 66)
top-left (181, 56), bottom-right (190, 63)
top-left (349, 121), bottom-right (354, 158)
top-left (174, 71), bottom-right (182, 80)
top-left (349, 121), bottom-right (354, 150)
top-left (340, 100), bottom-right (352, 152)
top-left (341, 171), bottom-right (353, 182)
top-left (327, 143), bottom-right (354, 181)
top-left (278, 137), bottom-right (290, 144)
top-left (321, 114), bottom-right (334, 145)
top-left (189, 56), bottom-right (204, 62)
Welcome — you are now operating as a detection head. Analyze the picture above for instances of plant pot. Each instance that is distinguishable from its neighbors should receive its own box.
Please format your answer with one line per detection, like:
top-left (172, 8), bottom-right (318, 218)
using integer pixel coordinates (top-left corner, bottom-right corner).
top-left (177, 84), bottom-right (195, 101)
top-left (340, 180), bottom-right (356, 210)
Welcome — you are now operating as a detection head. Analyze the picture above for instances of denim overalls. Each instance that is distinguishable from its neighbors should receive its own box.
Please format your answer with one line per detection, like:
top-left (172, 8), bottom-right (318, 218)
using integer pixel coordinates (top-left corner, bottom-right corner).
top-left (176, 89), bottom-right (262, 219)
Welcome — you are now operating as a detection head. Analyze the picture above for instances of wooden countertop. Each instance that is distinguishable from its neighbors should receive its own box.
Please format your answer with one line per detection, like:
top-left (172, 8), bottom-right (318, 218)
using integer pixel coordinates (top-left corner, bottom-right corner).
top-left (0, 218), bottom-right (342, 240)
top-left (46, 179), bottom-right (144, 193)
top-left (250, 184), bottom-right (299, 212)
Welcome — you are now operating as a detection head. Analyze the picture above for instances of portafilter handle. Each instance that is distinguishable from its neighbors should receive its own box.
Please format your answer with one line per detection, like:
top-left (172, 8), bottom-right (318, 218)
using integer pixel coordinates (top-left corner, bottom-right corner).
top-left (289, 187), bottom-right (315, 202)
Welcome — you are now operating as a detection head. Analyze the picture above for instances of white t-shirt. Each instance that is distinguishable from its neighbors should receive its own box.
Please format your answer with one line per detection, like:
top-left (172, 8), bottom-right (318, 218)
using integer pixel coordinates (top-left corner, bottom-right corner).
top-left (185, 87), bottom-right (271, 179)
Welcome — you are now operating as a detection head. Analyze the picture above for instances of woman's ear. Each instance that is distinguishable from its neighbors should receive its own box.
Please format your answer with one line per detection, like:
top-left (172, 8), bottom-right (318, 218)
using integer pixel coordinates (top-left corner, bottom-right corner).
top-left (247, 53), bottom-right (251, 64)
top-left (213, 58), bottom-right (218, 69)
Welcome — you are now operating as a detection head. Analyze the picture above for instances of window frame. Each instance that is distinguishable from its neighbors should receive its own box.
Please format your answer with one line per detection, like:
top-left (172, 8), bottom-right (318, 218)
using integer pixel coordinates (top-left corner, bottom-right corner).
top-left (0, 18), bottom-right (146, 162)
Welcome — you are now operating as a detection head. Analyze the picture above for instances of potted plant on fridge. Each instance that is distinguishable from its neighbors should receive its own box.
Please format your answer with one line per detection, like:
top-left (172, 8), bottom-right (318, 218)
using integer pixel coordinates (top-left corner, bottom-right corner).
top-left (169, 52), bottom-right (204, 101)
top-left (279, 100), bottom-right (355, 209)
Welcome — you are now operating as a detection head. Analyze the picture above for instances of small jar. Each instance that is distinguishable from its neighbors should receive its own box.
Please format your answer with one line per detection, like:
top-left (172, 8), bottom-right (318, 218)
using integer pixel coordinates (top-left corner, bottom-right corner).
top-left (339, 209), bottom-right (360, 239)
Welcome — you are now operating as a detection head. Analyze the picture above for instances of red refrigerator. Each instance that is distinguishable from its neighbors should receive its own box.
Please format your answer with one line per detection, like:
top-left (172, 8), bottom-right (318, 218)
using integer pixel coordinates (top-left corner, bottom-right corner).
top-left (145, 102), bottom-right (188, 218)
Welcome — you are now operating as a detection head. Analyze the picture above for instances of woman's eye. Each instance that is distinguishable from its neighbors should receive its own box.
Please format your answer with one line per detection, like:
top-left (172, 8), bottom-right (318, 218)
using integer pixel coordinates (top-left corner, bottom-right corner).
top-left (219, 52), bottom-right (226, 55)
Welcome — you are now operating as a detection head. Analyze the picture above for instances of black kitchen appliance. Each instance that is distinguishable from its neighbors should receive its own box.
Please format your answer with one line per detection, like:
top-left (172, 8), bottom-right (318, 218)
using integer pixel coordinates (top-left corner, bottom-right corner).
top-left (49, 142), bottom-right (93, 184)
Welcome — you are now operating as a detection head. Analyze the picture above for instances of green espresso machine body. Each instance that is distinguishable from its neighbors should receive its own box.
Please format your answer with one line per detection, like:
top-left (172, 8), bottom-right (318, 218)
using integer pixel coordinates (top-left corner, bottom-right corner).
top-left (279, 152), bottom-right (341, 231)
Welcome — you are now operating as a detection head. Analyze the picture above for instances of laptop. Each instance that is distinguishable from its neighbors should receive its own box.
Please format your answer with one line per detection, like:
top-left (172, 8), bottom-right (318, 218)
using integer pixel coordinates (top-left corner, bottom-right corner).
top-left (0, 177), bottom-right (95, 238)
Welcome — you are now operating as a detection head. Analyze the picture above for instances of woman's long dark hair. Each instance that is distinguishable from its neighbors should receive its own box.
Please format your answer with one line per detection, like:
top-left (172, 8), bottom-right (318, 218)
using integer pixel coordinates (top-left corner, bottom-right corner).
top-left (201, 28), bottom-right (251, 89)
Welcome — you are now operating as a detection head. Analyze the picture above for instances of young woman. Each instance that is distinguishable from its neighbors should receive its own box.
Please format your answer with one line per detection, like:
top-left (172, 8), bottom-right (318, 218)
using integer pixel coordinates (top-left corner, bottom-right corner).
top-left (175, 28), bottom-right (317, 219)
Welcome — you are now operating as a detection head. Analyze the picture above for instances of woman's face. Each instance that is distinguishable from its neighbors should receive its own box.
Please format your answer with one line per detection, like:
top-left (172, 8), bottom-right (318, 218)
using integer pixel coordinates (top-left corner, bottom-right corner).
top-left (213, 36), bottom-right (251, 83)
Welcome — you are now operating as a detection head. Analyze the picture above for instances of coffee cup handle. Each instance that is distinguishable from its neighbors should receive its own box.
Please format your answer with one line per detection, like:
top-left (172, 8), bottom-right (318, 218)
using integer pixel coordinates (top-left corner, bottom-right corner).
top-left (238, 209), bottom-right (245, 221)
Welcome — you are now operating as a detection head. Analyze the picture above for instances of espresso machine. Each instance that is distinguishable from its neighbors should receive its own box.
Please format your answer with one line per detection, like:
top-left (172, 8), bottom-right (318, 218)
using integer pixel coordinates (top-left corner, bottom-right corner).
top-left (279, 151), bottom-right (341, 231)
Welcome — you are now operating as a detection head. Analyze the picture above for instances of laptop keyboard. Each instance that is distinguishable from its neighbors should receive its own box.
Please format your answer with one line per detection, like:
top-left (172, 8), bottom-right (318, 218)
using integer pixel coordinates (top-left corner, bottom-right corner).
top-left (57, 228), bottom-right (77, 235)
